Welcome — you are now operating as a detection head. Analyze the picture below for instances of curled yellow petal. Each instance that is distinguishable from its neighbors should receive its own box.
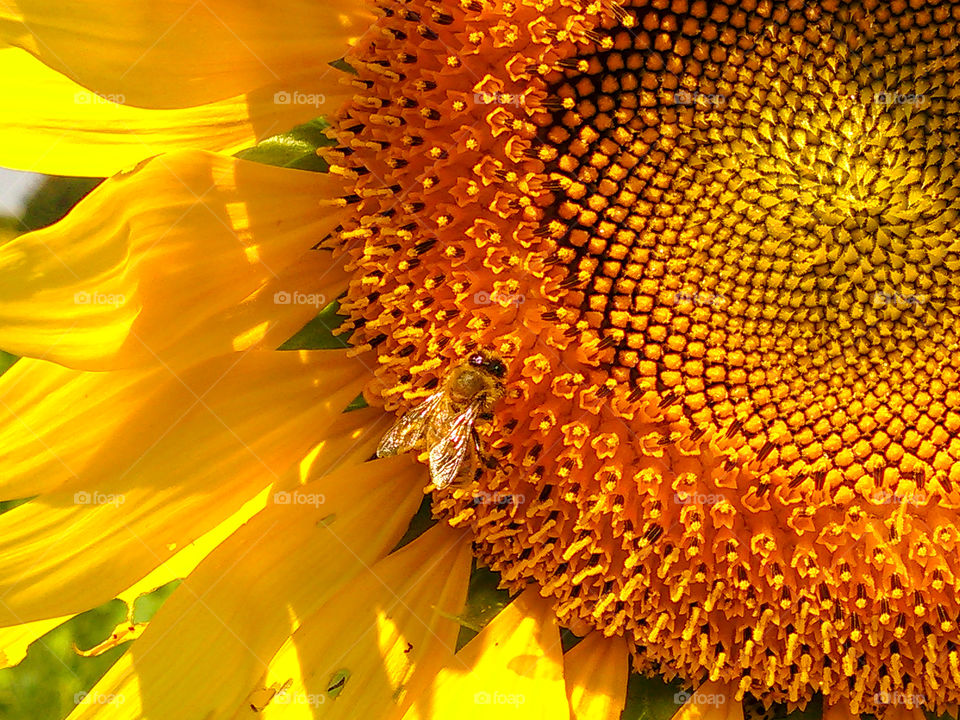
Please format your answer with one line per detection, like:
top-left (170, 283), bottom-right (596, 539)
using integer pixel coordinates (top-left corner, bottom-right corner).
top-left (0, 47), bottom-right (350, 177)
top-left (0, 0), bottom-right (372, 108)
top-left (0, 150), bottom-right (349, 370)
top-left (74, 620), bottom-right (147, 658)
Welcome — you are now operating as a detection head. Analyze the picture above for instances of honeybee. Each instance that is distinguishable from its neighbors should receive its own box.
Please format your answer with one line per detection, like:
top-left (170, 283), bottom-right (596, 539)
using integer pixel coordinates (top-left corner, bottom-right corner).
top-left (377, 350), bottom-right (507, 489)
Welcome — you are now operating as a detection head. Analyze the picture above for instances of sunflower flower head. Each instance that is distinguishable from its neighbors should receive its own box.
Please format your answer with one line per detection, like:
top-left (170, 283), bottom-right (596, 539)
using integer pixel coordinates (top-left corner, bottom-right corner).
top-left (325, 0), bottom-right (960, 716)
top-left (3, 0), bottom-right (960, 719)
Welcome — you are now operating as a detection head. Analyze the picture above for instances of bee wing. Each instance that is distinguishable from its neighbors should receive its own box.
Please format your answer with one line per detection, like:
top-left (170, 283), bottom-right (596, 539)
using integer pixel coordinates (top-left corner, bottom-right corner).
top-left (377, 391), bottom-right (446, 457)
top-left (428, 400), bottom-right (482, 489)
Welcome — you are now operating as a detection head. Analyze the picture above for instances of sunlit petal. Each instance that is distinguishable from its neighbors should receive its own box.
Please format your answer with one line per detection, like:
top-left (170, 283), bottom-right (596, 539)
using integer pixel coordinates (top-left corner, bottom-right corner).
top-left (246, 523), bottom-right (471, 720)
top-left (0, 150), bottom-right (349, 370)
top-left (564, 633), bottom-right (629, 720)
top-left (0, 47), bottom-right (350, 176)
top-left (402, 587), bottom-right (570, 719)
top-left (66, 455), bottom-right (426, 720)
top-left (0, 0), bottom-right (372, 108)
top-left (0, 350), bottom-right (367, 626)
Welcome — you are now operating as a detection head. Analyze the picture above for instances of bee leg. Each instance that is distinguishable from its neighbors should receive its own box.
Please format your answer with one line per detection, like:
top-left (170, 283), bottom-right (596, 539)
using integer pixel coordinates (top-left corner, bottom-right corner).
top-left (471, 428), bottom-right (500, 470)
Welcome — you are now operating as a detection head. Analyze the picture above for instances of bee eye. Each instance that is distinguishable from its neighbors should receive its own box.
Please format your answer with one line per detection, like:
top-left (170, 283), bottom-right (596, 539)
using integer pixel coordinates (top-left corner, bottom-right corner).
top-left (488, 361), bottom-right (506, 378)
top-left (469, 353), bottom-right (485, 366)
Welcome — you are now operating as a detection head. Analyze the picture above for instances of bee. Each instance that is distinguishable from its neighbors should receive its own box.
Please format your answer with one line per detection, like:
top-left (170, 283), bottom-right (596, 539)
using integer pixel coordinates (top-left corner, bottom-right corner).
top-left (376, 350), bottom-right (507, 489)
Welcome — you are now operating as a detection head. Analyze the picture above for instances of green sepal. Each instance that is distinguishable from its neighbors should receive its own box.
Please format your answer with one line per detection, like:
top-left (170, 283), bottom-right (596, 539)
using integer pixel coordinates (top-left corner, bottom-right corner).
top-left (768, 695), bottom-right (824, 720)
top-left (391, 494), bottom-right (438, 552)
top-left (278, 298), bottom-right (350, 350)
top-left (0, 350), bottom-right (18, 377)
top-left (620, 672), bottom-right (686, 720)
top-left (560, 627), bottom-right (584, 653)
top-left (235, 118), bottom-right (335, 171)
top-left (454, 563), bottom-right (514, 649)
top-left (345, 394), bottom-right (369, 412)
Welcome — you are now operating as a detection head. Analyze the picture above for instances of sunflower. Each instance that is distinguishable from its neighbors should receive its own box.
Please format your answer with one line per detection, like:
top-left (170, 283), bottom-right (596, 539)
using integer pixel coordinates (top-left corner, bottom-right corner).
top-left (1, 0), bottom-right (959, 718)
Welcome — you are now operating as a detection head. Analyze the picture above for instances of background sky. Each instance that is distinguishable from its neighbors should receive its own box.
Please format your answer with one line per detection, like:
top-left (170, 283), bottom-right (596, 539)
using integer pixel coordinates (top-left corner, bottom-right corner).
top-left (0, 167), bottom-right (44, 217)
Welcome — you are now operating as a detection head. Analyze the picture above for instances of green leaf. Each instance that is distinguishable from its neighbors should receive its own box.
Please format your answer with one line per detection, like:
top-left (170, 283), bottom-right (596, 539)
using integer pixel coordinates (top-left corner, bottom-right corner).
top-left (0, 497), bottom-right (34, 515)
top-left (18, 176), bottom-right (102, 233)
top-left (769, 695), bottom-right (823, 720)
top-left (391, 494), bottom-right (437, 552)
top-left (560, 627), bottom-right (584, 653)
top-left (620, 672), bottom-right (685, 720)
top-left (0, 350), bottom-right (18, 377)
top-left (345, 393), bottom-right (369, 412)
top-left (278, 298), bottom-right (350, 350)
top-left (330, 58), bottom-right (356, 75)
top-left (235, 117), bottom-right (335, 171)
top-left (131, 580), bottom-right (180, 623)
top-left (455, 564), bottom-right (513, 650)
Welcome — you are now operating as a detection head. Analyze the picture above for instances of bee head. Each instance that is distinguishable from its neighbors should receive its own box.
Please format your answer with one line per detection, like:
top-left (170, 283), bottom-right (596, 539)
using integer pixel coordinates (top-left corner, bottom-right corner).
top-left (467, 350), bottom-right (506, 379)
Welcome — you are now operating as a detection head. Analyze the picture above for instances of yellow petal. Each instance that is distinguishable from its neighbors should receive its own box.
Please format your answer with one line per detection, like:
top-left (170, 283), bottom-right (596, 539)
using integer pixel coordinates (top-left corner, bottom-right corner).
top-left (245, 523), bottom-right (471, 720)
top-left (0, 615), bottom-right (72, 668)
top-left (286, 405), bottom-right (389, 485)
top-left (674, 681), bottom-right (742, 720)
top-left (223, 247), bottom-right (352, 355)
top-left (402, 587), bottom-right (571, 720)
top-left (564, 633), bottom-right (629, 720)
top-left (0, 349), bottom-right (368, 626)
top-left (0, 0), bottom-right (372, 108)
top-left (0, 349), bottom-right (372, 502)
top-left (0, 47), bottom-right (351, 177)
top-left (0, 358), bottom-right (162, 500)
top-left (2, 408), bottom-right (383, 668)
top-left (74, 620), bottom-right (147, 658)
top-left (0, 488), bottom-right (263, 669)
top-left (67, 455), bottom-right (427, 720)
top-left (0, 149), bottom-right (349, 370)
